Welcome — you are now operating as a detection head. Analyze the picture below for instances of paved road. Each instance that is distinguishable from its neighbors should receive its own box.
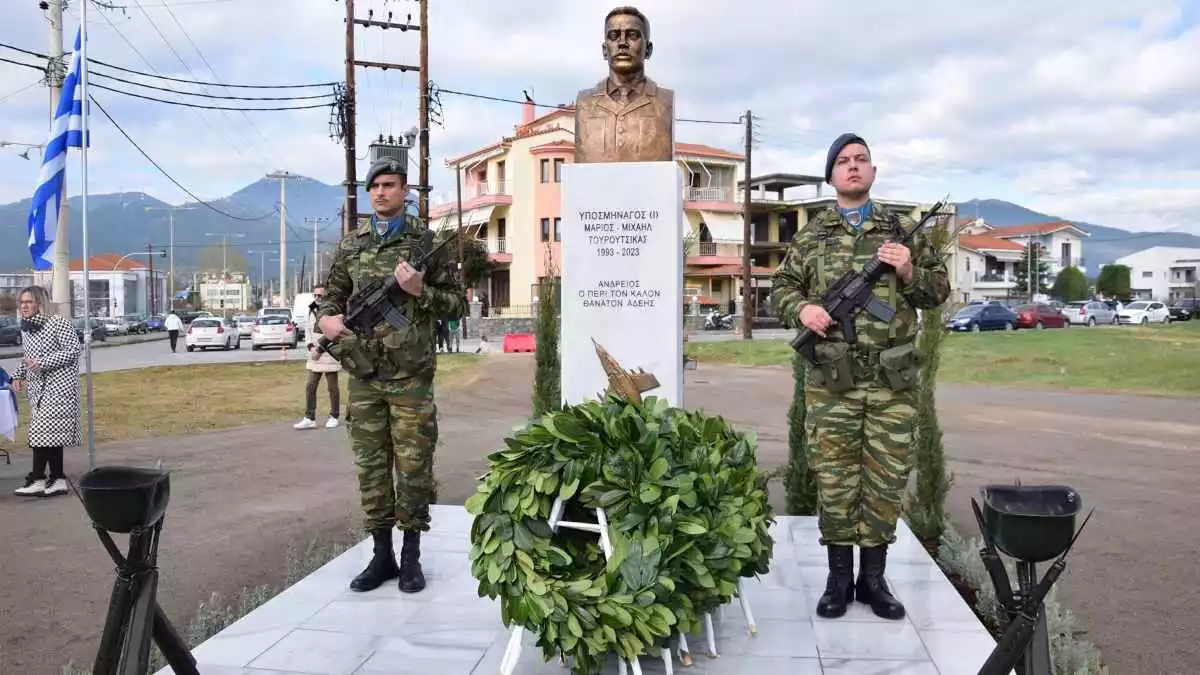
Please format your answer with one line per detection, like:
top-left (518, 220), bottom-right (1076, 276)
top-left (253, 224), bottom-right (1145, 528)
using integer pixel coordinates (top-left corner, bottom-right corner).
top-left (0, 329), bottom-right (784, 374)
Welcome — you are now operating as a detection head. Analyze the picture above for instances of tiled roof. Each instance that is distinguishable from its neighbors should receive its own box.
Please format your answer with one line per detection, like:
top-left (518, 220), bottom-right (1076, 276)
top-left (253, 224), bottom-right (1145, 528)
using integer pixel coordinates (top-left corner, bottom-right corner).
top-left (958, 235), bottom-right (1026, 252)
top-left (987, 221), bottom-right (1088, 237)
top-left (69, 254), bottom-right (152, 272)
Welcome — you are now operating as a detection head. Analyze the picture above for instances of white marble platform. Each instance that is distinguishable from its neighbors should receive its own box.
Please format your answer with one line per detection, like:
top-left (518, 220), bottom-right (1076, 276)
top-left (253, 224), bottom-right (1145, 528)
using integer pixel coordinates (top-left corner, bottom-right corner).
top-left (154, 505), bottom-right (1000, 675)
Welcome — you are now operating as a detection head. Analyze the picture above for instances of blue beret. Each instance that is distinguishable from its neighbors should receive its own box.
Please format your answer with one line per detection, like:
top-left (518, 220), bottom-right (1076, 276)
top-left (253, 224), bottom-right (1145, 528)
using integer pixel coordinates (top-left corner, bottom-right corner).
top-left (825, 133), bottom-right (868, 183)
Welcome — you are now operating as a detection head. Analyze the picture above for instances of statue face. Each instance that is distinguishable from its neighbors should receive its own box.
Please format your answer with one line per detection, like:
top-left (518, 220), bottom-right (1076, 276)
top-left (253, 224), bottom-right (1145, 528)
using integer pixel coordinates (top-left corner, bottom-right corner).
top-left (602, 12), bottom-right (651, 75)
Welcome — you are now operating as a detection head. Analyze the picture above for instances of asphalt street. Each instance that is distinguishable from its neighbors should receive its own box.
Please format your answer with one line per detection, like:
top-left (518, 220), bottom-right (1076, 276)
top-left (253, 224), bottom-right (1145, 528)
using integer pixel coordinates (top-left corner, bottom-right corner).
top-left (0, 328), bottom-right (781, 374)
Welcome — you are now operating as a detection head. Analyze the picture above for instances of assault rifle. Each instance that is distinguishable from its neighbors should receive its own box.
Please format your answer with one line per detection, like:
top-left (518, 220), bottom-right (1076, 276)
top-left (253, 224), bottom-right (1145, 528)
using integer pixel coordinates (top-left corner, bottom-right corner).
top-left (313, 228), bottom-right (458, 358)
top-left (788, 196), bottom-right (948, 365)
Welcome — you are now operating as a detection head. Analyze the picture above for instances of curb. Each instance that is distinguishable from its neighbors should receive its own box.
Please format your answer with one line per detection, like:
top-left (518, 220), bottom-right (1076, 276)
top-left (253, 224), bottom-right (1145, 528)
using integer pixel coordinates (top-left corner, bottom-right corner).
top-left (0, 333), bottom-right (169, 360)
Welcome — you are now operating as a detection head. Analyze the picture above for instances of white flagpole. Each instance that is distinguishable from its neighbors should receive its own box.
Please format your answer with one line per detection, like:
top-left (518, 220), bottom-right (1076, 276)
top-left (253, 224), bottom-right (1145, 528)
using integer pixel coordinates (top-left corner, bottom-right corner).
top-left (78, 3), bottom-right (96, 469)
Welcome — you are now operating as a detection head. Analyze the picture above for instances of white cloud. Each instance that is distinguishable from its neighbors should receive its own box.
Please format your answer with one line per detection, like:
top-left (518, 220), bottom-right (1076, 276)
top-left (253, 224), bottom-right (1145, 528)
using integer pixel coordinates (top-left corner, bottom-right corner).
top-left (0, 0), bottom-right (1195, 236)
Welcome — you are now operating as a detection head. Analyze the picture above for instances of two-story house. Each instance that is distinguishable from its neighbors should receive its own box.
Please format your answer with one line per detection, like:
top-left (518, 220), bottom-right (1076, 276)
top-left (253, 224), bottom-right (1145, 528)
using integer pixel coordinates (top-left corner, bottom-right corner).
top-left (736, 173), bottom-right (953, 316)
top-left (427, 101), bottom-right (746, 312)
top-left (1107, 246), bottom-right (1200, 302)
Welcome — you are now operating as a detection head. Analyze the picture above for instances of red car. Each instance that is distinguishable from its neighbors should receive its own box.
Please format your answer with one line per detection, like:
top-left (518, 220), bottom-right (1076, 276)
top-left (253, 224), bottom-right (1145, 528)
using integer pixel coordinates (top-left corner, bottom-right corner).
top-left (1014, 303), bottom-right (1067, 329)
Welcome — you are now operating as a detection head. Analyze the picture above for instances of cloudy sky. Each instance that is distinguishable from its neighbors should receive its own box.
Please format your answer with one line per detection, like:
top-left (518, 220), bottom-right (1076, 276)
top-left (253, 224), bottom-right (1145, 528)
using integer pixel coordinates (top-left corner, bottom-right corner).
top-left (0, 0), bottom-right (1196, 233)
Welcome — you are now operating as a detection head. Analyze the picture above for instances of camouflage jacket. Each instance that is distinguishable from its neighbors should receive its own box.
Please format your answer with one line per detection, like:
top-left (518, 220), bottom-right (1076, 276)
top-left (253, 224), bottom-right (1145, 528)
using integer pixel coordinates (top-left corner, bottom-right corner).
top-left (317, 216), bottom-right (467, 380)
top-left (769, 201), bottom-right (950, 352)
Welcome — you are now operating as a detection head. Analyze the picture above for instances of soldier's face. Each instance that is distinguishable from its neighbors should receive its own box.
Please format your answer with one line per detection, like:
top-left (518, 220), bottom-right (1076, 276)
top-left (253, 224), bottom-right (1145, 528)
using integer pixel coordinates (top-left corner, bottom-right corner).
top-left (369, 173), bottom-right (407, 217)
top-left (602, 13), bottom-right (651, 74)
top-left (830, 143), bottom-right (875, 197)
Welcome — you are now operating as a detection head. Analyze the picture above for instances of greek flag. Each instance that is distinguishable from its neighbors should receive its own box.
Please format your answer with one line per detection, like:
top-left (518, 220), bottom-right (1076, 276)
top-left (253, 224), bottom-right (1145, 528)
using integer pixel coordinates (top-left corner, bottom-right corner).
top-left (27, 26), bottom-right (88, 270)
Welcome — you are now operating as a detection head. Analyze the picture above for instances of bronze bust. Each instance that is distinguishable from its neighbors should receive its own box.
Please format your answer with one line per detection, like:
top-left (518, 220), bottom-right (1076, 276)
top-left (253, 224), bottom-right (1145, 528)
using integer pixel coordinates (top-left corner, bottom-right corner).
top-left (573, 6), bottom-right (675, 164)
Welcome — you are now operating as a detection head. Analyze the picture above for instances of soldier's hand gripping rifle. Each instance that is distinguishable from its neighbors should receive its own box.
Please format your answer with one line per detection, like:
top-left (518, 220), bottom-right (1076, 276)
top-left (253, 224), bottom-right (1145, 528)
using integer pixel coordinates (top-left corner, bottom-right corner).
top-left (788, 197), bottom-right (948, 365)
top-left (313, 228), bottom-right (459, 358)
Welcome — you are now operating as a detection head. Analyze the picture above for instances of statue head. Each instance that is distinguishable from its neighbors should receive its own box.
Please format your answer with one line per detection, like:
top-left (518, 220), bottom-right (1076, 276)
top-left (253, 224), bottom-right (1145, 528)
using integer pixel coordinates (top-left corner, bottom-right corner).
top-left (602, 6), bottom-right (652, 77)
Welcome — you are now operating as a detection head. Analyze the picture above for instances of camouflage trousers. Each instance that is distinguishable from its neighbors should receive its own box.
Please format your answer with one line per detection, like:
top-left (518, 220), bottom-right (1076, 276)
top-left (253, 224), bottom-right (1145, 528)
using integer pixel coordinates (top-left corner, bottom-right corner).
top-left (804, 382), bottom-right (918, 547)
top-left (346, 369), bottom-right (439, 533)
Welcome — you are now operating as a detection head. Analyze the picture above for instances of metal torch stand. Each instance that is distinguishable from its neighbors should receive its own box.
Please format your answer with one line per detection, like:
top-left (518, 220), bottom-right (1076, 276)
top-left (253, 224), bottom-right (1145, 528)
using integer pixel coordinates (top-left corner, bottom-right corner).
top-left (91, 519), bottom-right (199, 675)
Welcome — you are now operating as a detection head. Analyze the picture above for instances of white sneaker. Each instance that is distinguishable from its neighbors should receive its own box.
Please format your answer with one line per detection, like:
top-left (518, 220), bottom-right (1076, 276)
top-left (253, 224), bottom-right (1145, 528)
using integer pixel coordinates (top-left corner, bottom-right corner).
top-left (294, 417), bottom-right (317, 430)
top-left (14, 478), bottom-right (45, 496)
top-left (42, 477), bottom-right (68, 496)
top-left (325, 417), bottom-right (339, 429)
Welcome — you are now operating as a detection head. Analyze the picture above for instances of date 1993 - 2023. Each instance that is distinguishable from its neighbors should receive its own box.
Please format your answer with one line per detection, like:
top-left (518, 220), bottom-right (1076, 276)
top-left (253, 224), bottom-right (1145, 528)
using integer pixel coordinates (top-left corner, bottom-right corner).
top-left (596, 247), bottom-right (641, 257)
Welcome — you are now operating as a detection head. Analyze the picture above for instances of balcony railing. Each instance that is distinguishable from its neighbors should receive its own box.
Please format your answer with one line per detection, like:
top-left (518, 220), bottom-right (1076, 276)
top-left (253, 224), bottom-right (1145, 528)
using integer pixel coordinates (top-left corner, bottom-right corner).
top-left (975, 273), bottom-right (1014, 284)
top-left (1055, 257), bottom-right (1085, 268)
top-left (478, 237), bottom-right (507, 254)
top-left (473, 181), bottom-right (511, 198)
top-left (685, 186), bottom-right (732, 202)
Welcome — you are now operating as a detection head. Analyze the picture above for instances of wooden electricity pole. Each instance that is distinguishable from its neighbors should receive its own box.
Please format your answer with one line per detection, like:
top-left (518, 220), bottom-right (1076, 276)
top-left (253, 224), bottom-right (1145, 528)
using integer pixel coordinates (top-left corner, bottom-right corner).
top-left (342, 0), bottom-right (357, 234)
top-left (741, 109), bottom-right (754, 340)
top-left (418, 0), bottom-right (430, 221)
top-left (341, 0), bottom-right (422, 229)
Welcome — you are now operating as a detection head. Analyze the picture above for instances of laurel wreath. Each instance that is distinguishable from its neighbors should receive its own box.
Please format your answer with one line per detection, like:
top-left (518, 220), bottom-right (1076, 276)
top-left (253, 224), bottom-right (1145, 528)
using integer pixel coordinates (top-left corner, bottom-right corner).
top-left (465, 395), bottom-right (775, 675)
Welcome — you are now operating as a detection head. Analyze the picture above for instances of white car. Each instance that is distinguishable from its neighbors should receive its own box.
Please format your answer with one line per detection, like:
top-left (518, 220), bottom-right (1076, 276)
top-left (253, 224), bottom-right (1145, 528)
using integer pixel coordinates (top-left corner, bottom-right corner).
top-left (251, 315), bottom-right (299, 350)
top-left (233, 315), bottom-right (256, 338)
top-left (185, 317), bottom-right (241, 351)
top-left (1118, 301), bottom-right (1170, 325)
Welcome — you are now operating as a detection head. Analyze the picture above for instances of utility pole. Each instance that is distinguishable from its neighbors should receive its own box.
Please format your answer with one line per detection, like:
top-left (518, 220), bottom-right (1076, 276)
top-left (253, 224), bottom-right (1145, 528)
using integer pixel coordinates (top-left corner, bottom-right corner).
top-left (342, 0), bottom-right (423, 230)
top-left (342, 0), bottom-right (357, 235)
top-left (305, 217), bottom-right (332, 288)
top-left (418, 0), bottom-right (430, 222)
top-left (146, 204), bottom-right (196, 310)
top-left (740, 109), bottom-right (754, 340)
top-left (266, 170), bottom-right (301, 304)
top-left (147, 243), bottom-right (155, 315)
top-left (47, 0), bottom-right (71, 318)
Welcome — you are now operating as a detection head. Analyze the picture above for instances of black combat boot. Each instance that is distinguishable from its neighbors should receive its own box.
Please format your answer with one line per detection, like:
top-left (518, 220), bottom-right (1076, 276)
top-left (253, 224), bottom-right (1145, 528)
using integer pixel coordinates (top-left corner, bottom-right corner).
top-left (815, 545), bottom-right (855, 618)
top-left (855, 545), bottom-right (906, 619)
top-left (397, 530), bottom-right (426, 593)
top-left (349, 527), bottom-right (400, 592)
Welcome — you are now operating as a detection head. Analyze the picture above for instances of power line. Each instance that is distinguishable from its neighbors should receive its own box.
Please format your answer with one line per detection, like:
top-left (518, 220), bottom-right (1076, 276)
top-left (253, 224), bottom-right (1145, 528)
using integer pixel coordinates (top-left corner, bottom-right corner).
top-left (90, 65), bottom-right (334, 100)
top-left (88, 81), bottom-right (333, 110)
top-left (89, 94), bottom-right (278, 221)
top-left (0, 41), bottom-right (336, 89)
top-left (431, 85), bottom-right (743, 126)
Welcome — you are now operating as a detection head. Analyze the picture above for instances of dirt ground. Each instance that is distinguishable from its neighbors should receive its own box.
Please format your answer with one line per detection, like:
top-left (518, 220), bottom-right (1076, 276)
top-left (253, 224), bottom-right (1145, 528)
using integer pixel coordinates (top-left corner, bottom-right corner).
top-left (0, 356), bottom-right (1194, 674)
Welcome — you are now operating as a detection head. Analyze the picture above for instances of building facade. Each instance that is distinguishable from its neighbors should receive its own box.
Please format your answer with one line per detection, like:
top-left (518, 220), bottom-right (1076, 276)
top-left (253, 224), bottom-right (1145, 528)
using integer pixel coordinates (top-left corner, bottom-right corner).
top-left (198, 272), bottom-right (252, 313)
top-left (428, 102), bottom-right (747, 314)
top-left (1106, 246), bottom-right (1200, 303)
top-left (947, 219), bottom-right (1090, 304)
top-left (33, 254), bottom-right (168, 318)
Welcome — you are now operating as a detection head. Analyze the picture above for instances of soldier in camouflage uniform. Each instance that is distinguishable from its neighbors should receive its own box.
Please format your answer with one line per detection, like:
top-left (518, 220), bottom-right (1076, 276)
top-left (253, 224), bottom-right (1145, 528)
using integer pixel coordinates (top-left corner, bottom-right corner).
top-left (316, 158), bottom-right (467, 594)
top-left (770, 133), bottom-right (950, 620)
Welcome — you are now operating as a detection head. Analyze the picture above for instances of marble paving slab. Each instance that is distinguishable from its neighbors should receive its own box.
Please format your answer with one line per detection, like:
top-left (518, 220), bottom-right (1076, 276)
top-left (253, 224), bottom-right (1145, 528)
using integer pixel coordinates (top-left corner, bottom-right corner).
top-left (154, 505), bottom-right (1002, 675)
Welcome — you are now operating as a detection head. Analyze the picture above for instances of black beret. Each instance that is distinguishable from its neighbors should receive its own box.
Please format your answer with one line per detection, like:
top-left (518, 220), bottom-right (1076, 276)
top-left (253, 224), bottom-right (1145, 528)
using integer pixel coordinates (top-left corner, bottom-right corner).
top-left (825, 133), bottom-right (868, 183)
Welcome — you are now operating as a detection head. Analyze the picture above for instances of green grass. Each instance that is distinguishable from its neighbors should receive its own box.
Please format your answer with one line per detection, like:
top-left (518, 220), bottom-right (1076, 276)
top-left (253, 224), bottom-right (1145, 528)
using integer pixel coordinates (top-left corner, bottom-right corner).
top-left (686, 322), bottom-right (1200, 396)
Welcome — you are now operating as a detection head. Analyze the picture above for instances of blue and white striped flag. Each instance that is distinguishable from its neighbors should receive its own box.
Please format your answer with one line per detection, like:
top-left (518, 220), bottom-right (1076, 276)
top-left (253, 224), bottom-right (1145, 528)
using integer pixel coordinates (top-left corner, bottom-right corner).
top-left (27, 26), bottom-right (88, 270)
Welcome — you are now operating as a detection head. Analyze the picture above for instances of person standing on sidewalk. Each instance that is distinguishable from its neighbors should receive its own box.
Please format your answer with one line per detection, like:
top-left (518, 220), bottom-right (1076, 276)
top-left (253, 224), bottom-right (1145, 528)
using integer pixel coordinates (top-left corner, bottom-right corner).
top-left (316, 158), bottom-right (467, 594)
top-left (10, 286), bottom-right (81, 498)
top-left (295, 285), bottom-right (341, 430)
top-left (164, 311), bottom-right (183, 353)
top-left (447, 318), bottom-right (462, 353)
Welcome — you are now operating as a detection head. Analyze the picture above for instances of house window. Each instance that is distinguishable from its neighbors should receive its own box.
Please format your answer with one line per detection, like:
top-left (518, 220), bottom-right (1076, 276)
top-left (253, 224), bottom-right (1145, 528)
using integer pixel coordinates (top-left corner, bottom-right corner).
top-left (541, 218), bottom-right (550, 241)
top-left (553, 158), bottom-right (564, 182)
top-left (540, 159), bottom-right (550, 183)
top-left (1142, 271), bottom-right (1152, 278)
top-left (554, 217), bottom-right (561, 241)
top-left (1060, 242), bottom-right (1072, 267)
top-left (965, 257), bottom-right (971, 271)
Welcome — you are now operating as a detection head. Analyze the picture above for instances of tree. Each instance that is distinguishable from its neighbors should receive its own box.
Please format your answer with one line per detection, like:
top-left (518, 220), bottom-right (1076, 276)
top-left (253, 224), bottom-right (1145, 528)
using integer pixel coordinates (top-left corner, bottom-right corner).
top-left (437, 230), bottom-right (500, 290)
top-left (784, 352), bottom-right (818, 515)
top-left (1097, 264), bottom-right (1132, 301)
top-left (904, 216), bottom-right (955, 547)
top-left (531, 245), bottom-right (561, 417)
top-left (195, 244), bottom-right (250, 275)
top-left (1051, 266), bottom-right (1089, 302)
top-left (1013, 243), bottom-right (1052, 300)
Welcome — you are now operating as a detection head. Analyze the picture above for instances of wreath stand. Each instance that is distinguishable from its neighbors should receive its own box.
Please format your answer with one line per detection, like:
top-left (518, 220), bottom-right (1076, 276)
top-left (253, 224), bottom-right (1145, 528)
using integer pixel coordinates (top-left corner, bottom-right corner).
top-left (497, 496), bottom-right (760, 673)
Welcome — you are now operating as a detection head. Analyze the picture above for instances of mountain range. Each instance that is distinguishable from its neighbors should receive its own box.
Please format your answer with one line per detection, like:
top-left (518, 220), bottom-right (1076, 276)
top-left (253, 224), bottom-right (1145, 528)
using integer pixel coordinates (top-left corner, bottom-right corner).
top-left (1, 181), bottom-right (1196, 280)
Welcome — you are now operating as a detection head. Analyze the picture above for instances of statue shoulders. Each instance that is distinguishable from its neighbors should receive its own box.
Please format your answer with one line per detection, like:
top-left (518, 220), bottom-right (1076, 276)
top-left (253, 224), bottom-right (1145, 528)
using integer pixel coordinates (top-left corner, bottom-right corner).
top-left (643, 76), bottom-right (673, 99)
top-left (576, 78), bottom-right (609, 101)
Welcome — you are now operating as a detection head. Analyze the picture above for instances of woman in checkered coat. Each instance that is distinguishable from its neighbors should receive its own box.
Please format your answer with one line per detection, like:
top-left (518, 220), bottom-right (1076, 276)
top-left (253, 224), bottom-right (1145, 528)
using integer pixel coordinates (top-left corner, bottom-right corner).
top-left (11, 285), bottom-right (81, 498)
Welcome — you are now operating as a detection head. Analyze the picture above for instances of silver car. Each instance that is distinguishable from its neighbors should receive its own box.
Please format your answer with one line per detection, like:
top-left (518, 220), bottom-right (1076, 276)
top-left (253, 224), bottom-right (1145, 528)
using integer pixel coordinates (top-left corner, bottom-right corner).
top-left (251, 315), bottom-right (299, 350)
top-left (1063, 301), bottom-right (1117, 326)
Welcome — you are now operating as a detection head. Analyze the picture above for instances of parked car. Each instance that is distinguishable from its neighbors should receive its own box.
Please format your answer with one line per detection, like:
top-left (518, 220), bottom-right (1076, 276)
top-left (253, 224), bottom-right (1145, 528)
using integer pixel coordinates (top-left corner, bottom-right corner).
top-left (1013, 303), bottom-right (1067, 330)
top-left (146, 315), bottom-right (165, 331)
top-left (251, 315), bottom-right (299, 350)
top-left (1169, 298), bottom-right (1198, 321)
top-left (122, 315), bottom-right (149, 334)
top-left (0, 316), bottom-right (21, 346)
top-left (946, 303), bottom-right (1019, 332)
top-left (233, 315), bottom-right (256, 338)
top-left (1063, 301), bottom-right (1118, 326)
top-left (185, 317), bottom-right (241, 351)
top-left (1118, 301), bottom-right (1171, 325)
top-left (73, 317), bottom-right (108, 342)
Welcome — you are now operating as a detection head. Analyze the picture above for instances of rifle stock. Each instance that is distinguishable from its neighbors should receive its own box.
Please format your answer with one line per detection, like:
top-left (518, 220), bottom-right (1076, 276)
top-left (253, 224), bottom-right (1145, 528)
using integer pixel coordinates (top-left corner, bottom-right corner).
top-left (788, 197), bottom-right (947, 362)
